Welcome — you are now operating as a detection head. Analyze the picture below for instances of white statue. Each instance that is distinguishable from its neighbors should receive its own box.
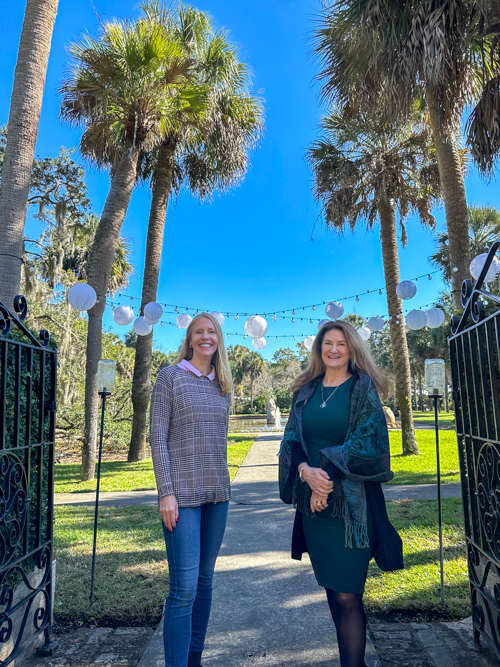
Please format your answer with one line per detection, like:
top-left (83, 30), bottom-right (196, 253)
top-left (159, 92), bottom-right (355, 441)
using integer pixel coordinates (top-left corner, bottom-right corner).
top-left (267, 396), bottom-right (277, 424)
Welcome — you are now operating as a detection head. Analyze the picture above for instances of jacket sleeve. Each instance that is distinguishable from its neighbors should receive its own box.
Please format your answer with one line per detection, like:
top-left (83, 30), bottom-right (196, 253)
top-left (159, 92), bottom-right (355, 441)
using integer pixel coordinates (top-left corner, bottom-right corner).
top-left (150, 369), bottom-right (175, 498)
top-left (278, 394), bottom-right (302, 504)
top-left (320, 383), bottom-right (393, 483)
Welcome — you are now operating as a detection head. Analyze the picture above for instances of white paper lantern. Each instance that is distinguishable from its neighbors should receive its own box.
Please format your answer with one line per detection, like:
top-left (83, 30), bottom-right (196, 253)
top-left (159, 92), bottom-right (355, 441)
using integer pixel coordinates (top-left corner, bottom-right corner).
top-left (470, 253), bottom-right (500, 283)
top-left (210, 311), bottom-right (225, 326)
top-left (406, 309), bottom-right (427, 330)
top-left (68, 283), bottom-right (97, 311)
top-left (325, 301), bottom-right (344, 319)
top-left (303, 335), bottom-right (315, 351)
top-left (113, 305), bottom-right (134, 326)
top-left (358, 327), bottom-right (371, 341)
top-left (396, 280), bottom-right (417, 300)
top-left (367, 316), bottom-right (385, 332)
top-left (425, 307), bottom-right (445, 329)
top-left (244, 315), bottom-right (268, 339)
top-left (252, 337), bottom-right (267, 350)
top-left (318, 319), bottom-right (330, 331)
top-left (144, 302), bottom-right (163, 325)
top-left (134, 316), bottom-right (153, 336)
top-left (177, 313), bottom-right (192, 329)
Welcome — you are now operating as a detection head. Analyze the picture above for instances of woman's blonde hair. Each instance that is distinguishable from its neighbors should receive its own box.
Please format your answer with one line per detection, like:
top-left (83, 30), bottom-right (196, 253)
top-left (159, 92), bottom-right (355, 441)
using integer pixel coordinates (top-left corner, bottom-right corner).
top-left (174, 313), bottom-right (233, 395)
top-left (291, 320), bottom-right (392, 399)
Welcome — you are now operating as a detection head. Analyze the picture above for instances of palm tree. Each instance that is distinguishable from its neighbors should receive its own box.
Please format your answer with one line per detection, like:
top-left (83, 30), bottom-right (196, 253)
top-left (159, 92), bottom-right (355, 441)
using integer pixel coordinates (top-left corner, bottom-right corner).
top-left (0, 0), bottom-right (59, 307)
top-left (127, 2), bottom-right (264, 462)
top-left (242, 351), bottom-right (266, 414)
top-left (430, 205), bottom-right (500, 283)
top-left (315, 0), bottom-right (478, 309)
top-left (466, 1), bottom-right (500, 174)
top-left (308, 109), bottom-right (441, 455)
top-left (60, 16), bottom-right (207, 481)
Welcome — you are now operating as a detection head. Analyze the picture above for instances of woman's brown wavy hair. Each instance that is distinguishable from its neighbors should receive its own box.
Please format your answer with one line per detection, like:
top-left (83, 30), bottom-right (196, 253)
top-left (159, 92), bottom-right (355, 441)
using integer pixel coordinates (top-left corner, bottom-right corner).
top-left (291, 320), bottom-right (392, 399)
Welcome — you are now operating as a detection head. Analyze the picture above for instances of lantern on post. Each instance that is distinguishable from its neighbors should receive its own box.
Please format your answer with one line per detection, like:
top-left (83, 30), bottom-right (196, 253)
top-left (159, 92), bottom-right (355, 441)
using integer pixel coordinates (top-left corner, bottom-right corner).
top-left (425, 358), bottom-right (446, 605)
top-left (90, 360), bottom-right (117, 607)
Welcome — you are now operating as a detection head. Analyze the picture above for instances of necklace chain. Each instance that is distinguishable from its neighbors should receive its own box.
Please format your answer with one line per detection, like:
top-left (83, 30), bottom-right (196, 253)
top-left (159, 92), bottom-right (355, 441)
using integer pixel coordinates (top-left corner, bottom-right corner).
top-left (320, 376), bottom-right (350, 408)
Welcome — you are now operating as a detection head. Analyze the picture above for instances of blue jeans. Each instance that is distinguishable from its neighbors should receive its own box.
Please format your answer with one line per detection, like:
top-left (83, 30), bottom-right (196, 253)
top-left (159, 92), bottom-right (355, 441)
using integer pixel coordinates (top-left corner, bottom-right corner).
top-left (162, 501), bottom-right (229, 667)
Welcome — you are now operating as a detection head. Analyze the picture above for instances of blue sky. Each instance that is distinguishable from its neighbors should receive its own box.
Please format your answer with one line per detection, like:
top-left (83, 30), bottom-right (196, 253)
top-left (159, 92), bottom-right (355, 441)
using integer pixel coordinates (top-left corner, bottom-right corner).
top-left (2, 0), bottom-right (499, 358)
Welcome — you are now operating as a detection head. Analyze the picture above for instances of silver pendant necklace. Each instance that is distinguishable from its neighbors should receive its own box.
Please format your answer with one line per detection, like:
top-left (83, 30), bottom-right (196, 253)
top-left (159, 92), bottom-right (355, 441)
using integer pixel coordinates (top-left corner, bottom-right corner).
top-left (320, 376), bottom-right (349, 408)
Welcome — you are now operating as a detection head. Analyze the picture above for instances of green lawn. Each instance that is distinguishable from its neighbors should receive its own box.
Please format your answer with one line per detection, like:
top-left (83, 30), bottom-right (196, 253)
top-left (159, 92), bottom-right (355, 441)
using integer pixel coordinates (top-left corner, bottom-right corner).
top-left (388, 430), bottom-right (459, 485)
top-left (54, 434), bottom-right (257, 494)
top-left (53, 498), bottom-right (468, 625)
top-left (413, 410), bottom-right (455, 429)
top-left (365, 498), bottom-right (468, 620)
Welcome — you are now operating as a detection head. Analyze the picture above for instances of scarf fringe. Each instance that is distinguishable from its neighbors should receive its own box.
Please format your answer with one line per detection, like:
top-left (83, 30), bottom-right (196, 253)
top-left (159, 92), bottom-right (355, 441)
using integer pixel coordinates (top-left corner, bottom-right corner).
top-left (345, 521), bottom-right (370, 549)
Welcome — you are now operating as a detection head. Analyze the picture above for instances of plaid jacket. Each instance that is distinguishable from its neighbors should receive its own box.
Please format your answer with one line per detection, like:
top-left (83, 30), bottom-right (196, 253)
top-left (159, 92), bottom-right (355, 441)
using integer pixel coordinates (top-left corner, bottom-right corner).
top-left (150, 365), bottom-right (231, 506)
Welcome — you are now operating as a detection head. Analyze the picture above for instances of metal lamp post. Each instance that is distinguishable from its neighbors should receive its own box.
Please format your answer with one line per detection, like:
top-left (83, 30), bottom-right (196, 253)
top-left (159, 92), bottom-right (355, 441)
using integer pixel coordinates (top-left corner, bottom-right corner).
top-left (425, 359), bottom-right (446, 605)
top-left (89, 359), bottom-right (116, 607)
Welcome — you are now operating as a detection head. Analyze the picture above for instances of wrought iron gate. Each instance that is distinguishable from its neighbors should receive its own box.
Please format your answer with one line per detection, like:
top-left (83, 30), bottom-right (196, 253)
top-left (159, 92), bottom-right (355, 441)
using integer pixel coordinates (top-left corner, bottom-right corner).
top-left (0, 296), bottom-right (57, 665)
top-left (449, 243), bottom-right (500, 657)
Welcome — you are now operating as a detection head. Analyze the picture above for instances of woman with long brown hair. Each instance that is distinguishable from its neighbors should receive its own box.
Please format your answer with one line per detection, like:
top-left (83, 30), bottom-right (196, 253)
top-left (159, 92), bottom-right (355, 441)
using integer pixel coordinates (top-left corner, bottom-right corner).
top-left (279, 320), bottom-right (403, 667)
top-left (150, 313), bottom-right (232, 667)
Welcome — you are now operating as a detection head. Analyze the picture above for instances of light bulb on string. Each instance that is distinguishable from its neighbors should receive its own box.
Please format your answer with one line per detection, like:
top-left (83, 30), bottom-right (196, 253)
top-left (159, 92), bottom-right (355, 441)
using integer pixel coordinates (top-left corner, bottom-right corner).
top-left (356, 295), bottom-right (359, 301)
top-left (273, 313), bottom-right (276, 321)
top-left (291, 318), bottom-right (295, 323)
top-left (379, 289), bottom-right (382, 295)
top-left (292, 310), bottom-right (295, 315)
top-left (312, 306), bottom-right (315, 311)
top-left (428, 274), bottom-right (432, 280)
top-left (174, 306), bottom-right (178, 313)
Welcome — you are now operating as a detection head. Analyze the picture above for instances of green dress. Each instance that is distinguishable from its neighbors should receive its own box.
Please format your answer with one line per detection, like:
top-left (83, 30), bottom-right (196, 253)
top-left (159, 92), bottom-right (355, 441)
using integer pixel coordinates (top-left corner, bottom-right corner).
top-left (301, 378), bottom-right (373, 594)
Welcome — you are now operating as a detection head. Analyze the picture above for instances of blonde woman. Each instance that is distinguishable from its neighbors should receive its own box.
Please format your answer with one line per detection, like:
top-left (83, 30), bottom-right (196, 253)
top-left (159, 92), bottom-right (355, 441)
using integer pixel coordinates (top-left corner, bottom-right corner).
top-left (279, 320), bottom-right (403, 667)
top-left (150, 313), bottom-right (232, 667)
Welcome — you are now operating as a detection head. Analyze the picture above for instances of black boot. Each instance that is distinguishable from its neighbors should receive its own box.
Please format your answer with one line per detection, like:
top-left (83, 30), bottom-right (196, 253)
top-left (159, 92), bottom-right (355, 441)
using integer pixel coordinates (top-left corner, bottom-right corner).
top-left (188, 651), bottom-right (202, 667)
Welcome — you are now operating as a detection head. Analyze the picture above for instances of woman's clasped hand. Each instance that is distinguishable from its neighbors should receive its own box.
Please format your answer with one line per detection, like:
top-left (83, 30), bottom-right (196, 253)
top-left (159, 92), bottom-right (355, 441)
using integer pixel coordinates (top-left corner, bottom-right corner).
top-left (299, 464), bottom-right (333, 512)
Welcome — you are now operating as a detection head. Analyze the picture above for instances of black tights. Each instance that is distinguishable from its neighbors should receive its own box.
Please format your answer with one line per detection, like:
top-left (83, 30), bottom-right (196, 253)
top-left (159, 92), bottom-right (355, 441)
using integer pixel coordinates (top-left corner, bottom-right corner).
top-left (325, 588), bottom-right (367, 667)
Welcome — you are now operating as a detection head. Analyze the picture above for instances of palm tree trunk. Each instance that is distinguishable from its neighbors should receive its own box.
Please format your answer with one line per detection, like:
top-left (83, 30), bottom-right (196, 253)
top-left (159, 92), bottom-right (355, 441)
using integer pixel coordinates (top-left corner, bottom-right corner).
top-left (81, 145), bottom-right (138, 481)
top-left (378, 195), bottom-right (419, 455)
top-left (418, 368), bottom-right (424, 411)
top-left (250, 379), bottom-right (254, 413)
top-left (426, 84), bottom-right (470, 310)
top-left (0, 0), bottom-right (59, 306)
top-left (128, 139), bottom-right (176, 462)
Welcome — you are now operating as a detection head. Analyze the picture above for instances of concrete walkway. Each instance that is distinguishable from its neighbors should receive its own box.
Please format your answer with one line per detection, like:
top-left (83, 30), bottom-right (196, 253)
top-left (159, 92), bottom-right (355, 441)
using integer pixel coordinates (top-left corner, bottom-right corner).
top-left (139, 434), bottom-right (380, 667)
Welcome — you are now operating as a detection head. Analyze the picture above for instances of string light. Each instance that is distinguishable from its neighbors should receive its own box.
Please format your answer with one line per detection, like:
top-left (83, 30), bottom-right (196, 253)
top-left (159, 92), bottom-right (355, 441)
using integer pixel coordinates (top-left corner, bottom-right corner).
top-left (104, 270), bottom-right (439, 317)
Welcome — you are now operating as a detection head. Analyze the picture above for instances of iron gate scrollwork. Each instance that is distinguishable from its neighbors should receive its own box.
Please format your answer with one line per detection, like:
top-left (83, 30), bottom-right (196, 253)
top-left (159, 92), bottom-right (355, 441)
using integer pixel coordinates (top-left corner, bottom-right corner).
top-left (0, 296), bottom-right (56, 666)
top-left (449, 242), bottom-right (500, 658)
